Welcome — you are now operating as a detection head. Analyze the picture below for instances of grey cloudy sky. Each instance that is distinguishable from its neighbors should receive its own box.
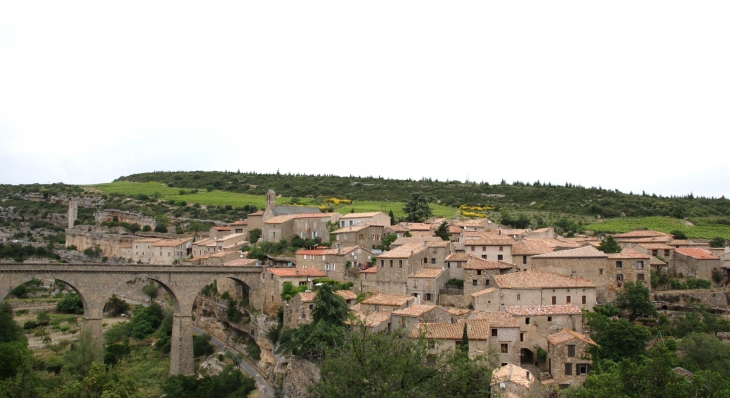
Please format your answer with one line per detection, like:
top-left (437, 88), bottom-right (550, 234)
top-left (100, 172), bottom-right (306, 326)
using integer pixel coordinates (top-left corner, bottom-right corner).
top-left (1, 1), bottom-right (728, 197)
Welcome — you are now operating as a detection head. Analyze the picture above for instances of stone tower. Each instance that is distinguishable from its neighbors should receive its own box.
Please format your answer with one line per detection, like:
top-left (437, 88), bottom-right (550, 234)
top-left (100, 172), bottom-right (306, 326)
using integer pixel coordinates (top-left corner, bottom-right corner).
top-left (263, 189), bottom-right (277, 222)
top-left (68, 199), bottom-right (78, 229)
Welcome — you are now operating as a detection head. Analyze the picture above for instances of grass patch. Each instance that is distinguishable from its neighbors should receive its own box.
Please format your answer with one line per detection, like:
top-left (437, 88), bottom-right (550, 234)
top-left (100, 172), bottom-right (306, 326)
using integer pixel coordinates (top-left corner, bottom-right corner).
top-left (585, 216), bottom-right (730, 240)
top-left (120, 344), bottom-right (171, 397)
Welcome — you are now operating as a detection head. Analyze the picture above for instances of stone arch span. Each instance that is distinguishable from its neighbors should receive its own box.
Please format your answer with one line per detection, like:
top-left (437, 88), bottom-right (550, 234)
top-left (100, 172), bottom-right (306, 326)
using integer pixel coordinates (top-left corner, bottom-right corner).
top-left (0, 263), bottom-right (264, 376)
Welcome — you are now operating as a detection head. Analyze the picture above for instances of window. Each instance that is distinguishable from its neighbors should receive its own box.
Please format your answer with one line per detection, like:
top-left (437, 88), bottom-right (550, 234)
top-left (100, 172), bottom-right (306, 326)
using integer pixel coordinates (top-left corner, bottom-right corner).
top-left (566, 296), bottom-right (571, 304)
top-left (431, 258), bottom-right (436, 264)
top-left (582, 295), bottom-right (587, 304)
top-left (664, 250), bottom-right (670, 257)
top-left (492, 329), bottom-right (498, 337)
top-left (485, 280), bottom-right (490, 286)
top-left (308, 304), bottom-right (313, 310)
top-left (615, 261), bottom-right (623, 269)
top-left (380, 260), bottom-right (384, 266)
top-left (637, 273), bottom-right (645, 281)
top-left (616, 274), bottom-right (624, 282)
top-left (413, 280), bottom-right (418, 288)
top-left (472, 280), bottom-right (478, 286)
top-left (428, 340), bottom-right (435, 349)
top-left (523, 256), bottom-right (527, 265)
top-left (636, 261), bottom-right (644, 269)
top-left (299, 281), bottom-right (307, 286)
top-left (425, 293), bottom-right (432, 301)
top-left (457, 262), bottom-right (462, 268)
top-left (482, 246), bottom-right (486, 251)
top-left (499, 246), bottom-right (503, 251)
top-left (325, 264), bottom-right (329, 271)
top-left (501, 344), bottom-right (508, 353)
top-left (520, 333), bottom-right (524, 342)
top-left (401, 317), bottom-right (406, 327)
top-left (497, 254), bottom-right (504, 261)
top-left (390, 260), bottom-right (393, 268)
top-left (471, 246), bottom-right (475, 252)
top-left (565, 363), bottom-right (573, 376)
top-left (517, 294), bottom-right (521, 301)
top-left (652, 250), bottom-right (658, 256)
top-left (399, 260), bottom-right (403, 267)
top-left (525, 317), bottom-right (530, 325)
top-left (552, 296), bottom-right (557, 305)
top-left (576, 364), bottom-right (589, 375)
top-left (374, 305), bottom-right (379, 312)
top-left (423, 258), bottom-right (427, 264)
top-left (477, 270), bottom-right (482, 276)
top-left (568, 345), bottom-right (576, 357)
top-left (482, 255), bottom-right (488, 259)
top-left (599, 269), bottom-right (604, 275)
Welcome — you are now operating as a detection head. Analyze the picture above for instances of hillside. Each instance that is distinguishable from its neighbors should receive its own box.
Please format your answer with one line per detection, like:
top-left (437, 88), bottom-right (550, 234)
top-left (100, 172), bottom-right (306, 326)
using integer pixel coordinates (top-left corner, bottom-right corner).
top-left (117, 171), bottom-right (730, 219)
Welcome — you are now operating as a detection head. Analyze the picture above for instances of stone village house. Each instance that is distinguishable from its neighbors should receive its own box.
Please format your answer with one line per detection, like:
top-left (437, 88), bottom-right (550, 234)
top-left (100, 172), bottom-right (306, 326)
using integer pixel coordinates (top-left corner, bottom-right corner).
top-left (547, 329), bottom-right (597, 387)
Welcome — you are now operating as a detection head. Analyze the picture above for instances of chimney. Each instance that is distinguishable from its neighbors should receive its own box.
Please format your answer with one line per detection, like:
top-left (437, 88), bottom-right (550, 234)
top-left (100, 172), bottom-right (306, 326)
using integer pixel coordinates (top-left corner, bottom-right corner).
top-left (423, 240), bottom-right (428, 247)
top-left (338, 243), bottom-right (342, 254)
top-left (498, 229), bottom-right (502, 236)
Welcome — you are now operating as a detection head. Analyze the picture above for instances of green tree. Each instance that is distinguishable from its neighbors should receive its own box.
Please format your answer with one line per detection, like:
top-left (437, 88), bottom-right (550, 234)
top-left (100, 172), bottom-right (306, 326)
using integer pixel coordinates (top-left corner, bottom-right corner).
top-left (54, 362), bottom-right (140, 398)
top-left (678, 333), bottom-right (730, 377)
top-left (585, 307), bottom-right (651, 362)
top-left (670, 230), bottom-right (687, 240)
top-left (277, 284), bottom-right (349, 361)
top-left (388, 210), bottom-right (396, 225)
top-left (248, 228), bottom-right (262, 243)
top-left (597, 235), bottom-right (622, 254)
top-left (142, 282), bottom-right (158, 300)
top-left (0, 303), bottom-right (26, 344)
top-left (56, 293), bottom-right (84, 314)
top-left (434, 221), bottom-right (450, 241)
top-left (104, 294), bottom-right (130, 317)
top-left (710, 237), bottom-right (727, 248)
top-left (614, 281), bottom-right (657, 322)
top-left (402, 192), bottom-right (432, 222)
top-left (309, 327), bottom-right (496, 398)
top-left (380, 233), bottom-right (397, 251)
top-left (63, 330), bottom-right (103, 377)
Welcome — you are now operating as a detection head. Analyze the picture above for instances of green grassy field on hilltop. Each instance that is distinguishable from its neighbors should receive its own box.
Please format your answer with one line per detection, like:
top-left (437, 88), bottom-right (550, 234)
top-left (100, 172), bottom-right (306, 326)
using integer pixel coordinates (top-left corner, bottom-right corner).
top-left (87, 181), bottom-right (458, 219)
top-left (585, 216), bottom-right (730, 240)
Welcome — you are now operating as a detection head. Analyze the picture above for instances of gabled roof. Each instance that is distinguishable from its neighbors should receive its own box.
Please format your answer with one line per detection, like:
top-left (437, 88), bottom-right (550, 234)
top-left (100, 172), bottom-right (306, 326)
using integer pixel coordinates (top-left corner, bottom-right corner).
top-left (392, 236), bottom-right (442, 247)
top-left (378, 243), bottom-right (427, 259)
top-left (409, 268), bottom-right (446, 279)
top-left (532, 245), bottom-right (607, 259)
top-left (409, 321), bottom-right (489, 340)
top-left (637, 243), bottom-right (674, 250)
top-left (340, 212), bottom-right (384, 219)
top-left (613, 230), bottom-right (671, 239)
top-left (675, 248), bottom-right (718, 260)
top-left (351, 311), bottom-right (391, 328)
top-left (506, 304), bottom-right (582, 316)
top-left (272, 205), bottom-right (321, 216)
top-left (213, 226), bottom-right (232, 231)
top-left (512, 239), bottom-right (554, 256)
top-left (607, 247), bottom-right (651, 259)
top-left (650, 256), bottom-right (667, 266)
top-left (152, 237), bottom-right (192, 247)
top-left (468, 311), bottom-right (519, 328)
top-left (446, 253), bottom-right (470, 262)
top-left (547, 328), bottom-right (597, 346)
top-left (267, 268), bottom-right (326, 277)
top-left (361, 293), bottom-right (414, 307)
top-left (223, 258), bottom-right (259, 267)
top-left (471, 287), bottom-right (498, 298)
top-left (361, 266), bottom-right (377, 274)
top-left (336, 290), bottom-right (357, 300)
top-left (297, 292), bottom-right (316, 302)
top-left (296, 246), bottom-right (360, 256)
top-left (391, 305), bottom-right (439, 317)
top-left (464, 237), bottom-right (515, 246)
top-left (231, 220), bottom-right (248, 226)
top-left (494, 270), bottom-right (595, 289)
top-left (465, 256), bottom-right (513, 270)
top-left (265, 213), bottom-right (334, 224)
top-left (333, 224), bottom-right (371, 234)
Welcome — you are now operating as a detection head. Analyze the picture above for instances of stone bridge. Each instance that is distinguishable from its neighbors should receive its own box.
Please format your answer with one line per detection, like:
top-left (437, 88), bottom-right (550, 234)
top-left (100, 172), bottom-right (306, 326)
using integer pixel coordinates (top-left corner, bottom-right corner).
top-left (0, 263), bottom-right (265, 376)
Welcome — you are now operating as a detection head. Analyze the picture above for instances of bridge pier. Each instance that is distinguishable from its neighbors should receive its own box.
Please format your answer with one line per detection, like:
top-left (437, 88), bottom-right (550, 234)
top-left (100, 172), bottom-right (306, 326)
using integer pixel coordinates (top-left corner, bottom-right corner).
top-left (83, 305), bottom-right (105, 361)
top-left (169, 314), bottom-right (195, 376)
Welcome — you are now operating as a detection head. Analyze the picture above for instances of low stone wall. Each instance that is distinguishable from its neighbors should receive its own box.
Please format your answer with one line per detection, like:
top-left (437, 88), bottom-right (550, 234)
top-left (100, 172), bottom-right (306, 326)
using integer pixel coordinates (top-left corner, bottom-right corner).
top-left (438, 293), bottom-right (469, 308)
top-left (653, 290), bottom-right (730, 308)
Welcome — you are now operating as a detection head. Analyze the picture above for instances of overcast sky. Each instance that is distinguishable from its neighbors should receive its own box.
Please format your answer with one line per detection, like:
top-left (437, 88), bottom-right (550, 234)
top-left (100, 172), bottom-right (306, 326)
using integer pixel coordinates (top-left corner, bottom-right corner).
top-left (1, 1), bottom-right (728, 197)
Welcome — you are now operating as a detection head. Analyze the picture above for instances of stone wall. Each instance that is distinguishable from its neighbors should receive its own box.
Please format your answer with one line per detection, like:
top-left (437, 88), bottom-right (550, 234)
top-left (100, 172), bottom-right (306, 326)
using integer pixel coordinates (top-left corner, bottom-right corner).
top-left (653, 290), bottom-right (730, 308)
top-left (65, 227), bottom-right (138, 257)
top-left (95, 209), bottom-right (156, 228)
top-left (439, 293), bottom-right (469, 308)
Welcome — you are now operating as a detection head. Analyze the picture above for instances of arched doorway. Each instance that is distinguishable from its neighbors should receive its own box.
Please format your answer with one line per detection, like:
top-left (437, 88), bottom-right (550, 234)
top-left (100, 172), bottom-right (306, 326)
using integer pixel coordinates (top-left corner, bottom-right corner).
top-left (520, 348), bottom-right (534, 366)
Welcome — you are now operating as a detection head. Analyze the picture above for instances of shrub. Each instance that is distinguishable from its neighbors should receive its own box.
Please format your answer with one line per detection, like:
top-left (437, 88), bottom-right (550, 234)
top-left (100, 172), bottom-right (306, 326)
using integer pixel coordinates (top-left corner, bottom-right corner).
top-left (56, 293), bottom-right (84, 314)
top-left (447, 279), bottom-right (464, 289)
top-left (193, 333), bottom-right (215, 357)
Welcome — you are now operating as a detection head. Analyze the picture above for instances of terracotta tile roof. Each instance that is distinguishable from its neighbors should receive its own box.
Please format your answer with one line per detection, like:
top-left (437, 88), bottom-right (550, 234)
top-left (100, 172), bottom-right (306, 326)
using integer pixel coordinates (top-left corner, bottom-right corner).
top-left (410, 231), bottom-right (435, 238)
top-left (248, 211), bottom-right (264, 216)
top-left (392, 236), bottom-right (442, 247)
top-left (446, 253), bottom-right (470, 262)
top-left (361, 266), bottom-right (377, 274)
top-left (231, 220), bottom-right (248, 226)
top-left (294, 213), bottom-right (338, 219)
top-left (650, 256), bottom-right (667, 266)
top-left (152, 238), bottom-right (192, 247)
top-left (500, 229), bottom-right (529, 236)
top-left (391, 305), bottom-right (438, 317)
top-left (491, 364), bottom-right (535, 388)
top-left (340, 212), bottom-right (383, 219)
top-left (468, 311), bottom-right (519, 328)
top-left (675, 248), bottom-right (718, 260)
top-left (267, 268), bottom-right (326, 277)
top-left (669, 239), bottom-right (710, 247)
top-left (607, 247), bottom-right (651, 259)
top-left (409, 321), bottom-right (489, 340)
top-left (223, 258), bottom-right (259, 266)
top-left (453, 220), bottom-right (489, 227)
top-left (494, 270), bottom-right (595, 289)
top-left (378, 243), bottom-right (427, 259)
top-left (506, 304), bottom-right (583, 316)
top-left (613, 230), bottom-right (671, 238)
top-left (388, 224), bottom-right (409, 232)
top-left (541, 238), bottom-right (583, 249)
top-left (193, 238), bottom-right (215, 246)
top-left (465, 256), bottom-right (513, 270)
top-left (297, 292), bottom-right (316, 302)
top-left (214, 226), bottom-right (232, 231)
top-left (532, 245), bottom-right (607, 259)
top-left (452, 242), bottom-right (465, 251)
top-left (428, 240), bottom-right (451, 248)
top-left (448, 225), bottom-right (463, 233)
top-left (447, 308), bottom-right (471, 316)
top-left (464, 237), bottom-right (515, 246)
top-left (512, 239), bottom-right (554, 256)
top-left (335, 290), bottom-right (357, 300)
top-left (470, 287), bottom-right (498, 297)
top-left (400, 223), bottom-right (434, 231)
top-left (296, 246), bottom-right (359, 256)
top-left (361, 293), bottom-right (415, 307)
top-left (333, 224), bottom-right (370, 234)
top-left (351, 311), bottom-right (392, 328)
top-left (266, 213), bottom-right (332, 224)
top-left (637, 243), bottom-right (674, 250)
top-left (409, 268), bottom-right (446, 279)
top-left (547, 328), bottom-right (597, 346)
top-left (134, 238), bottom-right (163, 243)
top-left (617, 237), bottom-right (673, 244)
